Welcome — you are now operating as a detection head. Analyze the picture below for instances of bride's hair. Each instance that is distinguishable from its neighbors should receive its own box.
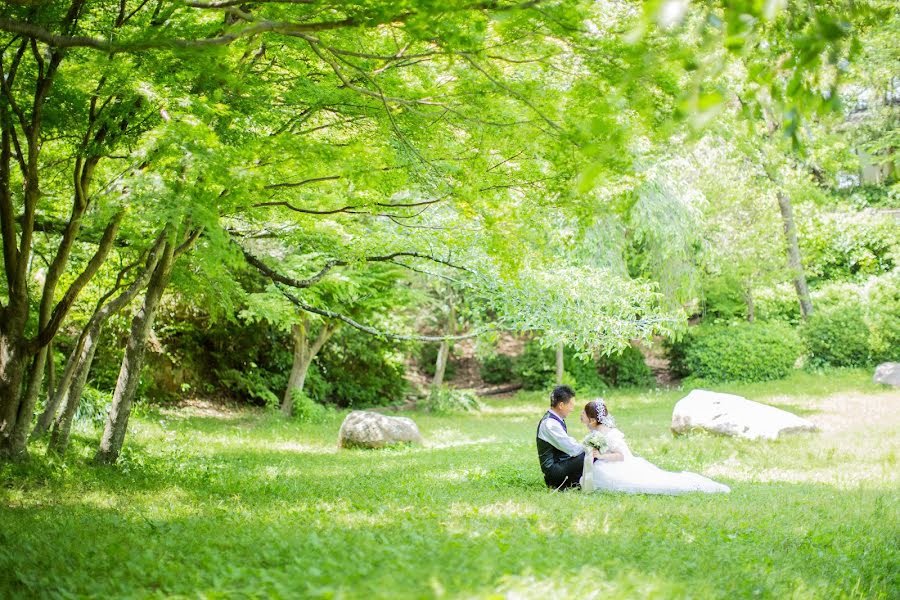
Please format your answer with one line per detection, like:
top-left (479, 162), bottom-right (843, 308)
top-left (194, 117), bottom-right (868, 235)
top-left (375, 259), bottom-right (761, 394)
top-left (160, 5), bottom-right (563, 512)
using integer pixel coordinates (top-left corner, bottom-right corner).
top-left (584, 399), bottom-right (615, 428)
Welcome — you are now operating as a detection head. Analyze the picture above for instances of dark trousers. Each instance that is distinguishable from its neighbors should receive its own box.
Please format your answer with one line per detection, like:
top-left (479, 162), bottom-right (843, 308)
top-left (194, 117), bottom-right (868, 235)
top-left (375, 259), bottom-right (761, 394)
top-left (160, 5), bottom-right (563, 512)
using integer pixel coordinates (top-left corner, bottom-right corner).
top-left (543, 453), bottom-right (585, 490)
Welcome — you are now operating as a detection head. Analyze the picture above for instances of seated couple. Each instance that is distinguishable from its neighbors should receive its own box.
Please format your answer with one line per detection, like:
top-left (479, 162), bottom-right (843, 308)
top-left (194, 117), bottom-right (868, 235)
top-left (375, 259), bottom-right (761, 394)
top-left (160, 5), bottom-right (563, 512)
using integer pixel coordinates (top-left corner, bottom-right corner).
top-left (536, 385), bottom-right (730, 494)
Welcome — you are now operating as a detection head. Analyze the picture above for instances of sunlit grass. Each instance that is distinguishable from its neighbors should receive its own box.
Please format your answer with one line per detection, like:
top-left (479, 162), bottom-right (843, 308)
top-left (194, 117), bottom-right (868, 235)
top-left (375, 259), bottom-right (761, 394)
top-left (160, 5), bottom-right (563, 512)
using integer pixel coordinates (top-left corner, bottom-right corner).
top-left (1, 369), bottom-right (897, 598)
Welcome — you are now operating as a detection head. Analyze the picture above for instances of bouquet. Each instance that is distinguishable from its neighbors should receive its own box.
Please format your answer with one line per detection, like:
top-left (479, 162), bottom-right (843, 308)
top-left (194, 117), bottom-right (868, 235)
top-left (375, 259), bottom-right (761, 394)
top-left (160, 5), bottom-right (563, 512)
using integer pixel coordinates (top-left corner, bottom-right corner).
top-left (582, 430), bottom-right (608, 454)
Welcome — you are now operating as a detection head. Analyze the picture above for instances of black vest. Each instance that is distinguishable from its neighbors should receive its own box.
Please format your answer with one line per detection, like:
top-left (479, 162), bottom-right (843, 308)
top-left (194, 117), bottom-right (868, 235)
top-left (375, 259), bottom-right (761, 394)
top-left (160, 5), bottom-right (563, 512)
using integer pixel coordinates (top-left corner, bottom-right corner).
top-left (536, 411), bottom-right (571, 472)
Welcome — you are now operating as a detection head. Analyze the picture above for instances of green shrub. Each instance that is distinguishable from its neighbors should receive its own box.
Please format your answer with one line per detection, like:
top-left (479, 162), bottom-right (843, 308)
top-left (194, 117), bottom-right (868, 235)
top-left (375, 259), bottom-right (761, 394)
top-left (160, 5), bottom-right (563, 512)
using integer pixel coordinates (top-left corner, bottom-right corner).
top-left (564, 354), bottom-right (608, 392)
top-left (841, 184), bottom-right (900, 209)
top-left (802, 306), bottom-right (872, 368)
top-left (865, 271), bottom-right (900, 362)
top-left (479, 354), bottom-right (516, 384)
top-left (512, 341), bottom-right (615, 391)
top-left (150, 315), bottom-right (292, 407)
top-left (418, 343), bottom-right (456, 379)
top-left (513, 341), bottom-right (556, 390)
top-left (99, 305), bottom-right (410, 410)
top-left (425, 387), bottom-right (482, 413)
top-left (799, 208), bottom-right (898, 283)
top-left (702, 275), bottom-right (749, 321)
top-left (215, 366), bottom-right (282, 408)
top-left (75, 386), bottom-right (112, 427)
top-left (813, 281), bottom-right (866, 312)
top-left (597, 345), bottom-right (655, 387)
top-left (315, 328), bottom-right (410, 408)
top-left (669, 322), bottom-right (802, 382)
top-left (289, 389), bottom-right (333, 423)
top-left (755, 284), bottom-right (803, 325)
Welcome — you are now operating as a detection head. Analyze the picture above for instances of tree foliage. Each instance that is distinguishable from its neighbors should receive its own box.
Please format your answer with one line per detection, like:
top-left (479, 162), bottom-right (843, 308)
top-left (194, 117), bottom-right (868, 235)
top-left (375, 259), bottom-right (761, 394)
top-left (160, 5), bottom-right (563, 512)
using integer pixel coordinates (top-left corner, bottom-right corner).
top-left (0, 0), bottom-right (895, 459)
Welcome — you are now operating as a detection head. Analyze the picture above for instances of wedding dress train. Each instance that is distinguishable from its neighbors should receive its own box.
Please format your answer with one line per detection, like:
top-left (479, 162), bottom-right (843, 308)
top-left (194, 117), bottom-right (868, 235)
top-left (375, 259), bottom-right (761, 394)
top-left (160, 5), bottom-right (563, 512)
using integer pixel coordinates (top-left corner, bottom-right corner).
top-left (582, 428), bottom-right (730, 495)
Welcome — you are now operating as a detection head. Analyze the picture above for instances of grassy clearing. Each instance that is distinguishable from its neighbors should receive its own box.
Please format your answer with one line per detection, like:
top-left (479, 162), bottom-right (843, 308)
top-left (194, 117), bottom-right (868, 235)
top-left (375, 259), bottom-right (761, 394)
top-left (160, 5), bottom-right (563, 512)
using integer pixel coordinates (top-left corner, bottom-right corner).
top-left (1, 369), bottom-right (898, 598)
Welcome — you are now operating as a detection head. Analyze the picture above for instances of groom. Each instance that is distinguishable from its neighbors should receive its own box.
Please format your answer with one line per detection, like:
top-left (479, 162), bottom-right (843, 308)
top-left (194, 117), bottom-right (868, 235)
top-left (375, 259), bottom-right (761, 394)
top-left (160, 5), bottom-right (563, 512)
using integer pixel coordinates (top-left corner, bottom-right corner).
top-left (536, 385), bottom-right (585, 490)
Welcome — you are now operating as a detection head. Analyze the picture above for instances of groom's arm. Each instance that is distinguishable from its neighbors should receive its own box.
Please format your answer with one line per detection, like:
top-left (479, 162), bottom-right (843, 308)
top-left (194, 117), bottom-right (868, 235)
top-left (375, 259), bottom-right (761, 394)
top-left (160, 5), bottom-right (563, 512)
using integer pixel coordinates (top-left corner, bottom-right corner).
top-left (537, 419), bottom-right (584, 458)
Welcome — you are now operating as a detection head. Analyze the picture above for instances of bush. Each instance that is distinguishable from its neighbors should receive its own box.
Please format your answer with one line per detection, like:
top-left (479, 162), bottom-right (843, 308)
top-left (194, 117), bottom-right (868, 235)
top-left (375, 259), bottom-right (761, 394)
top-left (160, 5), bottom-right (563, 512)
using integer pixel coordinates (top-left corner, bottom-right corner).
top-left (137, 307), bottom-right (409, 409)
top-left (865, 271), bottom-right (900, 362)
top-left (841, 184), bottom-right (900, 209)
top-left (798, 207), bottom-right (898, 283)
top-left (479, 354), bottom-right (516, 385)
top-left (417, 343), bottom-right (456, 379)
top-left (289, 389), bottom-right (333, 424)
top-left (669, 322), bottom-right (802, 382)
top-left (75, 386), bottom-right (112, 427)
top-left (512, 341), bottom-right (627, 391)
top-left (151, 313), bottom-right (293, 407)
top-left (702, 275), bottom-right (749, 321)
top-left (563, 354), bottom-right (608, 392)
top-left (513, 341), bottom-right (556, 391)
top-left (425, 387), bottom-right (482, 413)
top-left (215, 366), bottom-right (283, 408)
top-left (597, 345), bottom-right (655, 387)
top-left (755, 284), bottom-right (803, 325)
top-left (802, 306), bottom-right (872, 368)
top-left (314, 328), bottom-right (410, 408)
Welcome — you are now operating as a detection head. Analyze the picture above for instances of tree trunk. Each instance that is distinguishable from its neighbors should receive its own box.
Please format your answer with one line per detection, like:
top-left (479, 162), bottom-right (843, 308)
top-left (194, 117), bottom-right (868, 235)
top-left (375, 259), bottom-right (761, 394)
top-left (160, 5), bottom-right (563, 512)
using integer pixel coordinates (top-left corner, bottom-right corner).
top-left (49, 330), bottom-right (100, 455)
top-left (0, 44), bottom-right (79, 460)
top-left (45, 340), bottom-right (55, 409)
top-left (2, 211), bottom-right (124, 458)
top-left (431, 304), bottom-right (456, 393)
top-left (0, 119), bottom-right (31, 457)
top-left (555, 343), bottom-right (564, 385)
top-left (33, 231), bottom-right (167, 444)
top-left (94, 233), bottom-right (176, 465)
top-left (0, 335), bottom-right (27, 459)
top-left (4, 347), bottom-right (48, 457)
top-left (744, 282), bottom-right (755, 323)
top-left (281, 319), bottom-right (334, 416)
top-left (776, 191), bottom-right (813, 319)
top-left (282, 321), bottom-right (308, 416)
top-left (31, 337), bottom-right (81, 441)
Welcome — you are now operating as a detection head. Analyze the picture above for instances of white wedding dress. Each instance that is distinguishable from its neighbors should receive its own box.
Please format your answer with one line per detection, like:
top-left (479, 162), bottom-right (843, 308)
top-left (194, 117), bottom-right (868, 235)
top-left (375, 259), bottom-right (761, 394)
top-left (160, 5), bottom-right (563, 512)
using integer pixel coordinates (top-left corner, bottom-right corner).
top-left (581, 428), bottom-right (730, 495)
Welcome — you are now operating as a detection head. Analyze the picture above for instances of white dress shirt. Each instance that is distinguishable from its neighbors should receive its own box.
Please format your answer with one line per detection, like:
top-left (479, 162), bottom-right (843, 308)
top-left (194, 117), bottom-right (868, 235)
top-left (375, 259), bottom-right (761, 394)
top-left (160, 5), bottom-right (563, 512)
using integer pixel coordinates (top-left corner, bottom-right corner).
top-left (537, 409), bottom-right (584, 458)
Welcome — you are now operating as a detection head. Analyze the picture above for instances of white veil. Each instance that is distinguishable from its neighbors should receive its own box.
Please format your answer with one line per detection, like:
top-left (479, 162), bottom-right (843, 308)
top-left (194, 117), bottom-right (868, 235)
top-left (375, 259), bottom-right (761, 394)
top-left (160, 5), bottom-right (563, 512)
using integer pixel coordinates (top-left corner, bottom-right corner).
top-left (581, 450), bottom-right (595, 493)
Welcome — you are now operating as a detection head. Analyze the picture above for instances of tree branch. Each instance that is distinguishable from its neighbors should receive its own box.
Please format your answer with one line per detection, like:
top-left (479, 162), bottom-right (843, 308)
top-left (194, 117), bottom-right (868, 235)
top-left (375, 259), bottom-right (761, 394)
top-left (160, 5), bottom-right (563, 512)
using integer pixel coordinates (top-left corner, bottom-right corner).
top-left (276, 283), bottom-right (484, 342)
top-left (1, 0), bottom-right (546, 53)
top-left (0, 17), bottom-right (357, 52)
top-left (174, 228), bottom-right (202, 259)
top-left (31, 210), bottom-right (125, 351)
top-left (304, 38), bottom-right (442, 108)
top-left (185, 0), bottom-right (314, 6)
top-left (0, 121), bottom-right (18, 292)
top-left (238, 242), bottom-right (473, 290)
top-left (263, 175), bottom-right (342, 189)
top-left (252, 194), bottom-right (446, 216)
top-left (251, 200), bottom-right (370, 215)
top-left (0, 40), bottom-right (31, 139)
top-left (460, 54), bottom-right (562, 132)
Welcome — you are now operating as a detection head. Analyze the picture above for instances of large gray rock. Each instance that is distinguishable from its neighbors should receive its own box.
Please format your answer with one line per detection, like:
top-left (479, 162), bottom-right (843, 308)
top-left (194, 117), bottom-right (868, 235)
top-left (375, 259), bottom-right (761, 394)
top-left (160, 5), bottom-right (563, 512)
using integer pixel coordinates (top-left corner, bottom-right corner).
top-left (873, 362), bottom-right (900, 386)
top-left (671, 389), bottom-right (817, 441)
top-left (338, 410), bottom-right (423, 449)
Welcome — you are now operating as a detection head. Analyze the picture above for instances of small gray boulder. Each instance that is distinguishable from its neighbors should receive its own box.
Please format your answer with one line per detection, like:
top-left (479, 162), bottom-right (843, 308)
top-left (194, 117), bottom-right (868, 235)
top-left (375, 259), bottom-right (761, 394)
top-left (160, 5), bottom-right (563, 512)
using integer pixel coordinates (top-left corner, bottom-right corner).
top-left (672, 389), bottom-right (817, 441)
top-left (338, 410), bottom-right (423, 449)
top-left (873, 362), bottom-right (900, 386)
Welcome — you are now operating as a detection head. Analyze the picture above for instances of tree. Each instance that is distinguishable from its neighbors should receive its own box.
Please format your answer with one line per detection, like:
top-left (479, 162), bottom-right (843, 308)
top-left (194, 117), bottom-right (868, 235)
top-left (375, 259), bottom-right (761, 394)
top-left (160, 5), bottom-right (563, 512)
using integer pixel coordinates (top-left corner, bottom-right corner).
top-left (31, 231), bottom-right (167, 448)
top-left (1, 0), bottom-right (885, 462)
top-left (239, 245), bottom-right (420, 414)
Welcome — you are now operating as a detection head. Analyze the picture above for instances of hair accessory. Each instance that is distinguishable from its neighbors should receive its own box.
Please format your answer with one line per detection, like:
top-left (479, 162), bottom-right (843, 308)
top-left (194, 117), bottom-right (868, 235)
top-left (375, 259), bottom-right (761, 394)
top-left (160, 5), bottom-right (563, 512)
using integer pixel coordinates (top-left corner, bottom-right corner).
top-left (593, 399), bottom-right (616, 428)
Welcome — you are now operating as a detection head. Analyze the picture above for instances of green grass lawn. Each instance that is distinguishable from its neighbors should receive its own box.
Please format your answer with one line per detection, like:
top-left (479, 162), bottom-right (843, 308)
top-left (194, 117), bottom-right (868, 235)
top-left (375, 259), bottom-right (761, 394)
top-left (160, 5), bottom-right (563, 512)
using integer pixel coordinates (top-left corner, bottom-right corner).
top-left (2, 369), bottom-right (898, 598)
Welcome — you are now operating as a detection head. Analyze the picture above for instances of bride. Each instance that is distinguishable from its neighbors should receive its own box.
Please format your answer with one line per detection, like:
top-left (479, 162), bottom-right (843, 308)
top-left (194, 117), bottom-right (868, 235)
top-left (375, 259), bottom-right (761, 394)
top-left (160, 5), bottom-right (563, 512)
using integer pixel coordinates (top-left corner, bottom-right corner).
top-left (579, 399), bottom-right (730, 495)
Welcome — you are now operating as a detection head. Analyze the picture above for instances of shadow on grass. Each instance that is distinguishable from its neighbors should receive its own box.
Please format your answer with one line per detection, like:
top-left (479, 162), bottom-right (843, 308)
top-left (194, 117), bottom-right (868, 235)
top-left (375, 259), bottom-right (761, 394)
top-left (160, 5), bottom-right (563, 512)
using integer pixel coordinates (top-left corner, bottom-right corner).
top-left (1, 477), bottom-right (896, 598)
